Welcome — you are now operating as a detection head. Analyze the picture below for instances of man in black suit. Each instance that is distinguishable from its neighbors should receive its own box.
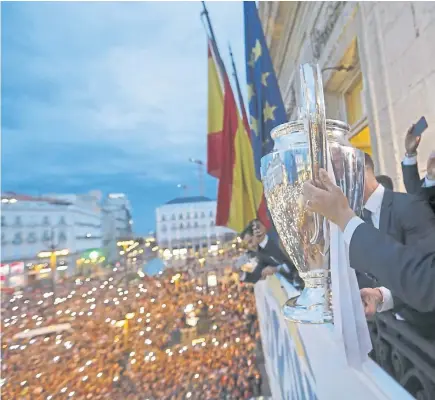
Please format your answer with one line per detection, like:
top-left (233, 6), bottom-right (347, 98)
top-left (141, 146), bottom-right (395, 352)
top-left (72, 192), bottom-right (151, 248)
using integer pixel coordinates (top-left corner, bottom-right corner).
top-left (402, 126), bottom-right (435, 213)
top-left (239, 219), bottom-right (299, 285)
top-left (302, 164), bottom-right (435, 316)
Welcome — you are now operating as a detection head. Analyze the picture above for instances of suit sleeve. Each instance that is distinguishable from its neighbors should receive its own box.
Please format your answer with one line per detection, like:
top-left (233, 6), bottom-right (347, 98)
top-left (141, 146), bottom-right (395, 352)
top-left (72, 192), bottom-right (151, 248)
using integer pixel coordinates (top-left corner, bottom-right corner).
top-left (349, 223), bottom-right (435, 312)
top-left (401, 162), bottom-right (422, 194)
top-left (398, 196), bottom-right (435, 248)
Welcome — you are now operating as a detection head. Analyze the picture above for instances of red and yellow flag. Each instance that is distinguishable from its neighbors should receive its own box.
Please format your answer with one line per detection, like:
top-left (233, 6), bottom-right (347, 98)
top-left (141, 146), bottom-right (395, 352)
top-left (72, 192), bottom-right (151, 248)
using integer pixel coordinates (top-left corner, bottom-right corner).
top-left (207, 32), bottom-right (269, 232)
top-left (207, 41), bottom-right (224, 179)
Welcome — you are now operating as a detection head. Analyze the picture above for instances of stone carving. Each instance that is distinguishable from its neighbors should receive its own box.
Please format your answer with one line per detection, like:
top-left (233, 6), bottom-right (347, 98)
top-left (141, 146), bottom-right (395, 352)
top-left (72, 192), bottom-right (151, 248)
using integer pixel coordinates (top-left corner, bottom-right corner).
top-left (311, 2), bottom-right (346, 60)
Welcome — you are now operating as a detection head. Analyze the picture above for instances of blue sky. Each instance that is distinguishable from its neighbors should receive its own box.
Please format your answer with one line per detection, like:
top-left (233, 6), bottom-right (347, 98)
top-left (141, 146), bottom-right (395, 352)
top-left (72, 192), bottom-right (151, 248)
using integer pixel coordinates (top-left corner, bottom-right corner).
top-left (1, 1), bottom-right (248, 234)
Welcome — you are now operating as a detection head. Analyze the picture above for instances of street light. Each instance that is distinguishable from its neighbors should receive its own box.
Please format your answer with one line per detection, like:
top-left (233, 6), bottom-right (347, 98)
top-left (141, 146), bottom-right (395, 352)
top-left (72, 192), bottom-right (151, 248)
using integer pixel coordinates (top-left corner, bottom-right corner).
top-left (177, 184), bottom-right (189, 197)
top-left (189, 158), bottom-right (204, 196)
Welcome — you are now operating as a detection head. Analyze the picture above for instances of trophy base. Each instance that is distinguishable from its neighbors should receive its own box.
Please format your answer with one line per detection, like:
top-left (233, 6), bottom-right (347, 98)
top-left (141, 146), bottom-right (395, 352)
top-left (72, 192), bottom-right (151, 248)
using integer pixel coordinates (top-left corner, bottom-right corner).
top-left (282, 287), bottom-right (332, 324)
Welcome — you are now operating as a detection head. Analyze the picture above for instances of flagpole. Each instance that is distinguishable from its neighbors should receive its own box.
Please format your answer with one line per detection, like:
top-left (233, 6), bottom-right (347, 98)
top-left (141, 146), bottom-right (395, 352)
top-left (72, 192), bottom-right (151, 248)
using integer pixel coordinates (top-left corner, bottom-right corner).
top-left (200, 1), bottom-right (226, 74)
top-left (228, 44), bottom-right (249, 130)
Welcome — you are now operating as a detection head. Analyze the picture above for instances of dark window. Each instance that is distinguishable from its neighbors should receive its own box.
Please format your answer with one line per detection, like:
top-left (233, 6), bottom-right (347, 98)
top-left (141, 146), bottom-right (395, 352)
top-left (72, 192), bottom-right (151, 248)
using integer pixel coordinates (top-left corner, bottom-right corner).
top-left (59, 216), bottom-right (67, 225)
top-left (42, 216), bottom-right (50, 226)
top-left (179, 223), bottom-right (184, 229)
top-left (200, 212), bottom-right (205, 218)
top-left (42, 230), bottom-right (51, 242)
top-left (58, 232), bottom-right (67, 242)
top-left (209, 211), bottom-right (214, 217)
top-left (1, 233), bottom-right (7, 245)
top-left (210, 220), bottom-right (215, 227)
top-left (12, 232), bottom-right (23, 245)
top-left (171, 214), bottom-right (176, 221)
top-left (179, 214), bottom-right (183, 220)
top-left (15, 216), bottom-right (22, 226)
top-left (27, 232), bottom-right (37, 244)
top-left (194, 212), bottom-right (198, 219)
top-left (1, 216), bottom-right (6, 227)
top-left (194, 222), bottom-right (199, 228)
top-left (186, 222), bottom-right (191, 229)
top-left (161, 215), bottom-right (166, 222)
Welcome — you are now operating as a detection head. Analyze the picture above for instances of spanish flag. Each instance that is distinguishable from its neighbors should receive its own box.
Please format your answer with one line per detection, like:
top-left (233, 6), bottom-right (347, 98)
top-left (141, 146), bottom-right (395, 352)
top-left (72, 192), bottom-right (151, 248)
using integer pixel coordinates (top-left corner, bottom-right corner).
top-left (207, 37), bottom-right (268, 232)
top-left (207, 40), bottom-right (224, 179)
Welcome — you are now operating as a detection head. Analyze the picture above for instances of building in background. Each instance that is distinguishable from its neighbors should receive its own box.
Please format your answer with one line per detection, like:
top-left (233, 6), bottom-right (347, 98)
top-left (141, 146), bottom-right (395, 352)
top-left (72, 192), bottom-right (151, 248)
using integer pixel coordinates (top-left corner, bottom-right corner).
top-left (156, 196), bottom-right (235, 260)
top-left (259, 1), bottom-right (435, 189)
top-left (1, 192), bottom-right (103, 285)
top-left (102, 193), bottom-right (133, 264)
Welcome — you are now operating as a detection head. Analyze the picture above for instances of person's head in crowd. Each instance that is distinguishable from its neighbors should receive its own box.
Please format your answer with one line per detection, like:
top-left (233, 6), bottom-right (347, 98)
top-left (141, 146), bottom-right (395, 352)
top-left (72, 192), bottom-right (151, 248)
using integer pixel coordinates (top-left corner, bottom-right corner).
top-left (376, 174), bottom-right (394, 190)
top-left (363, 153), bottom-right (379, 202)
top-left (240, 219), bottom-right (265, 251)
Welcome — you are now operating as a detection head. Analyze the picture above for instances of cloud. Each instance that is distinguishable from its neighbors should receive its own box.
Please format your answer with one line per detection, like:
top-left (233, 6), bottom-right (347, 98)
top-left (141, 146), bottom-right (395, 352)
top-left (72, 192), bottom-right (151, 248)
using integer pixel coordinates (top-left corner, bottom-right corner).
top-left (1, 1), bottom-right (247, 232)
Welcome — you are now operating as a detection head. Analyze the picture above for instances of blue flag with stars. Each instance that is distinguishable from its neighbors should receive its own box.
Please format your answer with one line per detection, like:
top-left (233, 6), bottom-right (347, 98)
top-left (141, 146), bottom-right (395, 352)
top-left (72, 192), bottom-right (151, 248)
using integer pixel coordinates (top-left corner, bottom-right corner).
top-left (244, 1), bottom-right (287, 179)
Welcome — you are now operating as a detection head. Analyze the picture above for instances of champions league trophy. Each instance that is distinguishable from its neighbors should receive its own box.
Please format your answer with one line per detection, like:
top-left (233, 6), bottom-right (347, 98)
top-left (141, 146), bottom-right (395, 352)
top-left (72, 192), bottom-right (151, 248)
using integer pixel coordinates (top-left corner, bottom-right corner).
top-left (260, 63), bottom-right (365, 324)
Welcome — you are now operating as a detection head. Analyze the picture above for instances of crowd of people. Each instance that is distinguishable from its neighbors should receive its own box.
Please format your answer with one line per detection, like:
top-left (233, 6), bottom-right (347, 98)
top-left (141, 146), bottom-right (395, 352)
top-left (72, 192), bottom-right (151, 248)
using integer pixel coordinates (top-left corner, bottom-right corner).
top-left (1, 264), bottom-right (264, 400)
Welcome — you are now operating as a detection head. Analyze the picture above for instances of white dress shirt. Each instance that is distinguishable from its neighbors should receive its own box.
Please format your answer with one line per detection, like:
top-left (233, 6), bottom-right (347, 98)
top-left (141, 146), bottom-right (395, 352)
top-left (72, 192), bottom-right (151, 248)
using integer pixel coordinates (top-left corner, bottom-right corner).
top-left (343, 184), bottom-right (394, 312)
top-left (403, 155), bottom-right (435, 187)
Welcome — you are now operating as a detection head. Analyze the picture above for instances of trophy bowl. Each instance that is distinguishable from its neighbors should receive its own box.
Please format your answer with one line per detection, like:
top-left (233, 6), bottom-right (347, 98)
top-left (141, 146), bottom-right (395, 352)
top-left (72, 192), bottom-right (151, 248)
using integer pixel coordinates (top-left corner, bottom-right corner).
top-left (260, 119), bottom-right (364, 324)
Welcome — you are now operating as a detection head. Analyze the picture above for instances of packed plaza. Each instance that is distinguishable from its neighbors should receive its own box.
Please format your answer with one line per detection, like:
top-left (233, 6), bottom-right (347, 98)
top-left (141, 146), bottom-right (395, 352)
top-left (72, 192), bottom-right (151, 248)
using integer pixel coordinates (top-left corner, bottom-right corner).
top-left (1, 258), bottom-right (265, 400)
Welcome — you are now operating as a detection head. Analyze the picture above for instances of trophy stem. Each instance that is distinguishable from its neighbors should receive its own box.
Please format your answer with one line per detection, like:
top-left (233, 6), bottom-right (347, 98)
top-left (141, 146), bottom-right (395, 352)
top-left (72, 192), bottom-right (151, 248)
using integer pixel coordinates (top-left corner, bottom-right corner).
top-left (282, 269), bottom-right (333, 324)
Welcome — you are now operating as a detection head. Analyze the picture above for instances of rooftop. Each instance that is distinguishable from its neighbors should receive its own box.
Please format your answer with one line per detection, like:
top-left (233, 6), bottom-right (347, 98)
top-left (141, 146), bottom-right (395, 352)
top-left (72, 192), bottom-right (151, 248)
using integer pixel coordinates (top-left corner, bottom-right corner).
top-left (1, 192), bottom-right (72, 206)
top-left (165, 196), bottom-right (213, 205)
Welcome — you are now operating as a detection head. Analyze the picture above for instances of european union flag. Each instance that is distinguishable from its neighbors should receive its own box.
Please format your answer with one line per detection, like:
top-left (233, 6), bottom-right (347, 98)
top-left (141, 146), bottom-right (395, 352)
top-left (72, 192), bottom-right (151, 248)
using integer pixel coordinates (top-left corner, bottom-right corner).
top-left (244, 1), bottom-right (287, 179)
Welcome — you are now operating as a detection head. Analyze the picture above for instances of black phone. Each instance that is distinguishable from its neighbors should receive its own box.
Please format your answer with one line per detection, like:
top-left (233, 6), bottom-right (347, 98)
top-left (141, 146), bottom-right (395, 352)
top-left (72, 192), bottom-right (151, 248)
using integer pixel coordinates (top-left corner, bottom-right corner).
top-left (412, 116), bottom-right (428, 137)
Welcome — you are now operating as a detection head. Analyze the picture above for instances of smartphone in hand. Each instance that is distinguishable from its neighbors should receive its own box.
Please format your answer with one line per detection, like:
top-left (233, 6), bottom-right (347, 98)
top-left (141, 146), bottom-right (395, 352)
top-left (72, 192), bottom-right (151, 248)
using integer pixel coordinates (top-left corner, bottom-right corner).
top-left (411, 116), bottom-right (428, 137)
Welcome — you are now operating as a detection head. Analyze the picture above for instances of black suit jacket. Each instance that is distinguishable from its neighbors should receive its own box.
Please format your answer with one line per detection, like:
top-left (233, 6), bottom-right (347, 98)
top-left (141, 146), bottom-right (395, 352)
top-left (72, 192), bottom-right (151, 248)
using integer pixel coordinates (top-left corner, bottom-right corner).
top-left (402, 162), bottom-right (435, 213)
top-left (240, 238), bottom-right (297, 285)
top-left (349, 190), bottom-right (435, 315)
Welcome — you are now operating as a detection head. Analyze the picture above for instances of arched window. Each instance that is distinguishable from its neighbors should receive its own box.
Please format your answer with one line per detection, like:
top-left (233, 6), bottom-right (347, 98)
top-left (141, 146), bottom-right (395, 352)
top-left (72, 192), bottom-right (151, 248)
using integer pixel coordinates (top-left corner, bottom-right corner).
top-left (15, 216), bottom-right (22, 226)
top-left (59, 216), bottom-right (67, 225)
top-left (210, 220), bottom-right (215, 227)
top-left (27, 232), bottom-right (37, 244)
top-left (194, 222), bottom-right (199, 228)
top-left (186, 222), bottom-right (191, 229)
top-left (12, 232), bottom-right (23, 245)
top-left (194, 212), bottom-right (198, 219)
top-left (200, 212), bottom-right (205, 218)
top-left (179, 223), bottom-right (184, 229)
top-left (1, 216), bottom-right (6, 227)
top-left (209, 211), bottom-right (214, 217)
top-left (161, 215), bottom-right (166, 222)
top-left (1, 233), bottom-right (7, 245)
top-left (42, 216), bottom-right (50, 226)
top-left (179, 214), bottom-right (183, 220)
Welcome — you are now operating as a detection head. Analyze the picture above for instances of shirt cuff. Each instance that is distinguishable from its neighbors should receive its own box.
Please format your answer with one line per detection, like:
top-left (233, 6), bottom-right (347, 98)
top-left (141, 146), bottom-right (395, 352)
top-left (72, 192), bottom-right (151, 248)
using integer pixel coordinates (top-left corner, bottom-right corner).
top-left (423, 176), bottom-right (435, 188)
top-left (402, 156), bottom-right (417, 166)
top-left (377, 287), bottom-right (394, 312)
top-left (343, 217), bottom-right (364, 245)
top-left (258, 235), bottom-right (268, 248)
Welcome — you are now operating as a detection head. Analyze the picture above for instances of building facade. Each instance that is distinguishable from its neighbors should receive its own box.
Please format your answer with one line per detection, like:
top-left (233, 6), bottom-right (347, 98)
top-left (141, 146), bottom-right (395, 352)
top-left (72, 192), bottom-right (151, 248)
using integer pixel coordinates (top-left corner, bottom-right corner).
top-left (1, 192), bottom-right (103, 282)
top-left (156, 196), bottom-right (234, 256)
top-left (101, 193), bottom-right (133, 263)
top-left (259, 1), bottom-right (435, 188)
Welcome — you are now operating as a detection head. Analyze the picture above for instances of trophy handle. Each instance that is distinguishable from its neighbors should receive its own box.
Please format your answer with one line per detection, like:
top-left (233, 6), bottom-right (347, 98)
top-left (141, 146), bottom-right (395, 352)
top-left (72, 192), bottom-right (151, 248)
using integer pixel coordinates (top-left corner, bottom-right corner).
top-left (300, 63), bottom-right (328, 245)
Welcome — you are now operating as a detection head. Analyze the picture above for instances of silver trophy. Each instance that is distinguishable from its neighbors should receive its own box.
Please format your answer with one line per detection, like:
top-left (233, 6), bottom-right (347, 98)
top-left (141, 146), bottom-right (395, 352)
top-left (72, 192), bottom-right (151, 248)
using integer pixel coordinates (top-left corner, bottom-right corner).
top-left (260, 63), bottom-right (365, 324)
